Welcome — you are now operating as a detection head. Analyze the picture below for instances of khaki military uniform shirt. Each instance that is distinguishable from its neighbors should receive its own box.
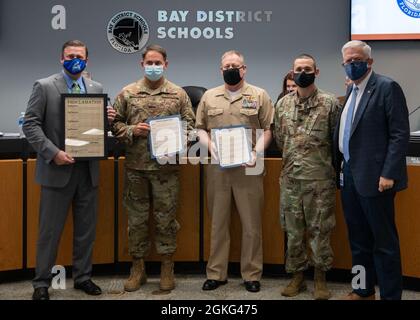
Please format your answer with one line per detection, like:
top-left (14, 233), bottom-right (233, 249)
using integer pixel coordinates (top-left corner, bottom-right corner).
top-left (195, 82), bottom-right (273, 146)
top-left (273, 88), bottom-right (340, 180)
top-left (112, 78), bottom-right (195, 171)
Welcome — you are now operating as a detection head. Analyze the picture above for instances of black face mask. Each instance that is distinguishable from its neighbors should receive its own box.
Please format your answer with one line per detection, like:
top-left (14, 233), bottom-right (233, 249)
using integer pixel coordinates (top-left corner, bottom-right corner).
top-left (223, 68), bottom-right (242, 86)
top-left (293, 71), bottom-right (315, 88)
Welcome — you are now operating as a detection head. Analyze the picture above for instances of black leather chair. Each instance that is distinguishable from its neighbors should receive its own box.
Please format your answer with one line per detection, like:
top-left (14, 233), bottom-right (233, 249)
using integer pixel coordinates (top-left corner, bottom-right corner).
top-left (182, 86), bottom-right (207, 151)
top-left (182, 86), bottom-right (207, 115)
top-left (266, 136), bottom-right (282, 158)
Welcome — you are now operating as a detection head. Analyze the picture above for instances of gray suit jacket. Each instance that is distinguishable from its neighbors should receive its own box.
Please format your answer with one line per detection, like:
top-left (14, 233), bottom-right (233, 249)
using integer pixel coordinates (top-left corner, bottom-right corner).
top-left (23, 72), bottom-right (103, 188)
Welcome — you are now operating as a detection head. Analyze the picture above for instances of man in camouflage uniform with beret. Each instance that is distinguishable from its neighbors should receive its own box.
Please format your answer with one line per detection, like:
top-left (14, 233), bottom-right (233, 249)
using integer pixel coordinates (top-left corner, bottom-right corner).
top-left (112, 44), bottom-right (195, 292)
top-left (273, 54), bottom-right (340, 300)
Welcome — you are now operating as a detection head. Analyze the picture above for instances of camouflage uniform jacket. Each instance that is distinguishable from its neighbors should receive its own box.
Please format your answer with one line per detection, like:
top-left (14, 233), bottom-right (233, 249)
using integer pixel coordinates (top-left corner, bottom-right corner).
top-left (112, 78), bottom-right (195, 171)
top-left (273, 88), bottom-right (340, 180)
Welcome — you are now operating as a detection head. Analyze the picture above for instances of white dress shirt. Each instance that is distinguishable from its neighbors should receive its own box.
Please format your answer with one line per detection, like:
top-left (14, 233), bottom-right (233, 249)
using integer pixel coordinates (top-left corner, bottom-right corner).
top-left (339, 70), bottom-right (373, 153)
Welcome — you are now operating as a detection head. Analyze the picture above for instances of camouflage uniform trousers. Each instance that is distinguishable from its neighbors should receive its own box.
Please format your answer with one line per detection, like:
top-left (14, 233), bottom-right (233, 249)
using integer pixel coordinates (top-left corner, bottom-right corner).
top-left (280, 175), bottom-right (336, 273)
top-left (123, 168), bottom-right (180, 258)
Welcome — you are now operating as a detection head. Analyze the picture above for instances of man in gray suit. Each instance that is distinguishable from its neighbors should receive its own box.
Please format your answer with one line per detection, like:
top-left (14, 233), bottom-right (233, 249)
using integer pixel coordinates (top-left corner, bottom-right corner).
top-left (23, 40), bottom-right (115, 300)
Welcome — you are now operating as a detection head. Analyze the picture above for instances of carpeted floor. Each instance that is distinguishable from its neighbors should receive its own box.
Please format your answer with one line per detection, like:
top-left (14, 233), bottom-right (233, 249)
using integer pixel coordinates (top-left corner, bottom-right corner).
top-left (0, 274), bottom-right (419, 300)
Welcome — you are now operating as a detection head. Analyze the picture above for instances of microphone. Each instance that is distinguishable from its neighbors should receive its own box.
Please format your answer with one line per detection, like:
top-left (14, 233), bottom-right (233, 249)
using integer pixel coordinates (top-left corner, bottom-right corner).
top-left (409, 106), bottom-right (420, 116)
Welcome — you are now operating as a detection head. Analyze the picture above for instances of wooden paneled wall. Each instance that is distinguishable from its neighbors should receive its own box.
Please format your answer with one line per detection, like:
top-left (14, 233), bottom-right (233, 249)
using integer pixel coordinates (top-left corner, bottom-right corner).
top-left (0, 158), bottom-right (419, 279)
top-left (0, 160), bottom-right (23, 271)
top-left (395, 166), bottom-right (420, 278)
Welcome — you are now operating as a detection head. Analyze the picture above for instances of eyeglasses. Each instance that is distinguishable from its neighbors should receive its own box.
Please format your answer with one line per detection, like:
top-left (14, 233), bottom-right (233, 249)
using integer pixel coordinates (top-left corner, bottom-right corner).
top-left (341, 59), bottom-right (368, 67)
top-left (221, 65), bottom-right (245, 71)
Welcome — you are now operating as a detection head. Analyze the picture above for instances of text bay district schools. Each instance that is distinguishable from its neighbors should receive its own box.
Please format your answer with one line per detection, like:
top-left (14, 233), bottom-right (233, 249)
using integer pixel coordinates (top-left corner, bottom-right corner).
top-left (157, 10), bottom-right (273, 39)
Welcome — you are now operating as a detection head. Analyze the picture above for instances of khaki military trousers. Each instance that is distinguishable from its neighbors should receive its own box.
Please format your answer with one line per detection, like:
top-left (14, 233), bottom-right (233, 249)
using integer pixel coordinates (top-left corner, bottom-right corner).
top-left (206, 165), bottom-right (263, 282)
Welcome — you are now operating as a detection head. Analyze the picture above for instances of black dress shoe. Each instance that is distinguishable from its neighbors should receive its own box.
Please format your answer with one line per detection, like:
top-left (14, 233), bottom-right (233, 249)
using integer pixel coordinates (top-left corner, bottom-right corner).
top-left (202, 279), bottom-right (228, 291)
top-left (32, 287), bottom-right (49, 300)
top-left (244, 281), bottom-right (260, 293)
top-left (74, 279), bottom-right (102, 296)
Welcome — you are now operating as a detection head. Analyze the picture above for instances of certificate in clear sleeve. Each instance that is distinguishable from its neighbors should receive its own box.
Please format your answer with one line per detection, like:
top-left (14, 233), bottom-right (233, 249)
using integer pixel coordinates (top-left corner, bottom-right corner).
top-left (61, 93), bottom-right (107, 160)
top-left (147, 114), bottom-right (184, 159)
top-left (213, 125), bottom-right (252, 168)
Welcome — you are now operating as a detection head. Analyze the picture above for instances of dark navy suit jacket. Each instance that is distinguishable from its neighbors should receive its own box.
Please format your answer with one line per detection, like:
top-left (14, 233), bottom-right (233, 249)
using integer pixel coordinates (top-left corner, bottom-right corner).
top-left (333, 72), bottom-right (410, 197)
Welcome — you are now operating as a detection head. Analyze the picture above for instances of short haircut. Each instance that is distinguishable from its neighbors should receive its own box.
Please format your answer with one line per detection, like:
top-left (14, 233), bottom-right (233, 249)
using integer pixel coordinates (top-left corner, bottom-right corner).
top-left (62, 40), bottom-right (88, 58)
top-left (341, 40), bottom-right (372, 58)
top-left (220, 50), bottom-right (245, 66)
top-left (293, 53), bottom-right (317, 70)
top-left (142, 44), bottom-right (167, 61)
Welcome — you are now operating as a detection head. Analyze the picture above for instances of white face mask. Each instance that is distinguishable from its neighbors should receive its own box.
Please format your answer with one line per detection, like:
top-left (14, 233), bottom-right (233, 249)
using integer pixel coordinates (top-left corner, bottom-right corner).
top-left (144, 65), bottom-right (164, 81)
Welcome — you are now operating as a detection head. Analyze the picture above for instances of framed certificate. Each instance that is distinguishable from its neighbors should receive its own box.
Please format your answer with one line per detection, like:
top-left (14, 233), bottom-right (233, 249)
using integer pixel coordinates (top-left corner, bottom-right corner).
top-left (212, 125), bottom-right (252, 168)
top-left (147, 114), bottom-right (184, 159)
top-left (61, 93), bottom-right (108, 160)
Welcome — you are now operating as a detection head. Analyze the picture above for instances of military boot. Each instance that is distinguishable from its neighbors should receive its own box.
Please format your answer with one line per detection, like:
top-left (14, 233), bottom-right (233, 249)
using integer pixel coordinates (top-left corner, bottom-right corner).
top-left (281, 272), bottom-right (307, 297)
top-left (160, 254), bottom-right (175, 291)
top-left (124, 258), bottom-right (147, 292)
top-left (314, 268), bottom-right (331, 300)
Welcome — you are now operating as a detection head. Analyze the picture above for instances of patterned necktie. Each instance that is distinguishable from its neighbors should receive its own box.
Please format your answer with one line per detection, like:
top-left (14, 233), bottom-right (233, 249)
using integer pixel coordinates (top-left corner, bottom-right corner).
top-left (343, 86), bottom-right (359, 162)
top-left (71, 80), bottom-right (81, 94)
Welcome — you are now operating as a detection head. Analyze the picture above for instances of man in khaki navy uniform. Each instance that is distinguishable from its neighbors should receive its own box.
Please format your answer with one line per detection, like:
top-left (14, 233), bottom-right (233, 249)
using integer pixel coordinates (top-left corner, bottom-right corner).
top-left (196, 50), bottom-right (273, 293)
top-left (112, 44), bottom-right (195, 292)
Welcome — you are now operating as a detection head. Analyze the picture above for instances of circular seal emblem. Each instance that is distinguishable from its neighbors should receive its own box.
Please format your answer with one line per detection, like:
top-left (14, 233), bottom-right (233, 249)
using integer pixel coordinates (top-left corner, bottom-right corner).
top-left (107, 11), bottom-right (150, 53)
top-left (397, 0), bottom-right (420, 18)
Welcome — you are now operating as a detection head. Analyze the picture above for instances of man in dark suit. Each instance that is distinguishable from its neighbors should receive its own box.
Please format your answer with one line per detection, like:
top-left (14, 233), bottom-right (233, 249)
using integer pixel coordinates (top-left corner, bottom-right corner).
top-left (23, 40), bottom-right (116, 300)
top-left (333, 40), bottom-right (410, 300)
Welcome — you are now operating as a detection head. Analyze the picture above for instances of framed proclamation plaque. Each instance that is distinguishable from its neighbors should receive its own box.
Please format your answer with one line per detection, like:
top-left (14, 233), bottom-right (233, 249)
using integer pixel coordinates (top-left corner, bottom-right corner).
top-left (61, 94), bottom-right (108, 160)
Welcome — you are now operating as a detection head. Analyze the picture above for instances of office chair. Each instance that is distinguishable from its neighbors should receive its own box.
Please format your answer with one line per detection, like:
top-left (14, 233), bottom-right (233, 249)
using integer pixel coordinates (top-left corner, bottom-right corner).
top-left (182, 86), bottom-right (207, 115)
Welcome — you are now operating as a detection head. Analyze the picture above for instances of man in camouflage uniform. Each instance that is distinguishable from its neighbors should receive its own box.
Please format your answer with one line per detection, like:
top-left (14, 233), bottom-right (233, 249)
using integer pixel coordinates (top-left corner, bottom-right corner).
top-left (196, 50), bottom-right (273, 293)
top-left (273, 54), bottom-right (340, 300)
top-left (112, 44), bottom-right (195, 292)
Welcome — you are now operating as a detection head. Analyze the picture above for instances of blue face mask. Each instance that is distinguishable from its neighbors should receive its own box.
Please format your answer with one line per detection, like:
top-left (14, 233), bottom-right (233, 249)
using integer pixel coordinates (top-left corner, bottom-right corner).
top-left (63, 58), bottom-right (87, 75)
top-left (144, 65), bottom-right (164, 81)
top-left (344, 61), bottom-right (368, 81)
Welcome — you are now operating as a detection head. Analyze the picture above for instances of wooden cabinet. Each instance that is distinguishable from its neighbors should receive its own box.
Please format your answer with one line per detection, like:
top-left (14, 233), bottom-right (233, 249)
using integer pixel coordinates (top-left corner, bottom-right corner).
top-left (0, 160), bottom-right (23, 271)
top-left (395, 165), bottom-right (420, 278)
top-left (26, 158), bottom-right (115, 268)
top-left (331, 192), bottom-right (353, 270)
top-left (0, 156), bottom-right (419, 280)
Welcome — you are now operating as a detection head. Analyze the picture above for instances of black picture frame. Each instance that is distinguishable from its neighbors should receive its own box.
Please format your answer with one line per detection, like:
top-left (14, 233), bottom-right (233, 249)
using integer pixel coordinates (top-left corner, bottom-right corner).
top-left (61, 93), bottom-right (108, 160)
